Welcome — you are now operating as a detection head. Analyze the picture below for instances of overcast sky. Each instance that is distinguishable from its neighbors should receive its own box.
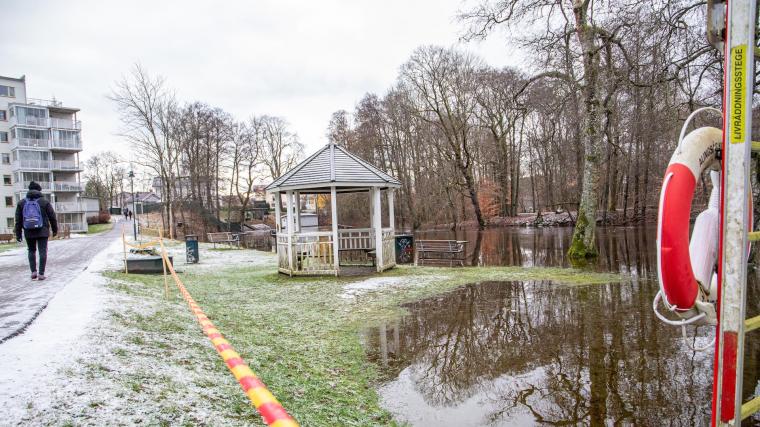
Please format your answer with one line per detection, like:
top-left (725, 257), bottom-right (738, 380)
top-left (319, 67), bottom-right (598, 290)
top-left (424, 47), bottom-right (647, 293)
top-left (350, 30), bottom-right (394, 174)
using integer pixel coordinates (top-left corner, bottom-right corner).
top-left (3, 0), bottom-right (521, 166)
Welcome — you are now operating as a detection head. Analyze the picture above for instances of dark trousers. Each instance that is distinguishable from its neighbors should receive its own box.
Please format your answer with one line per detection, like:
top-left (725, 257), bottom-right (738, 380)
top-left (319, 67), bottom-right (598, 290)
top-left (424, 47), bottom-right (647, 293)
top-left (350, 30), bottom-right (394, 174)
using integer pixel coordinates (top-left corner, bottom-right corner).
top-left (26, 237), bottom-right (48, 275)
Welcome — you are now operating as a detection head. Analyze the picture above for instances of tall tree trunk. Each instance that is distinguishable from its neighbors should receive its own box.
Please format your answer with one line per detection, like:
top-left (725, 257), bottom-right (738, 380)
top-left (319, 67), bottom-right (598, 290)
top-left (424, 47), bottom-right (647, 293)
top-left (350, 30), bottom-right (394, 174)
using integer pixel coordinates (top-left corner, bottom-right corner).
top-left (568, 3), bottom-right (603, 260)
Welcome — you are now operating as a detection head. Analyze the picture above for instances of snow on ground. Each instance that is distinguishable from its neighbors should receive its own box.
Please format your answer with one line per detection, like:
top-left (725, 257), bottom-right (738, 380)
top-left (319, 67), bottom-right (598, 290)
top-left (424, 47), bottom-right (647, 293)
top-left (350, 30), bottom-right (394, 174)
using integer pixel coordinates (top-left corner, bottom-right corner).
top-left (341, 274), bottom-right (449, 299)
top-left (162, 241), bottom-right (276, 272)
top-left (0, 237), bottom-right (123, 421)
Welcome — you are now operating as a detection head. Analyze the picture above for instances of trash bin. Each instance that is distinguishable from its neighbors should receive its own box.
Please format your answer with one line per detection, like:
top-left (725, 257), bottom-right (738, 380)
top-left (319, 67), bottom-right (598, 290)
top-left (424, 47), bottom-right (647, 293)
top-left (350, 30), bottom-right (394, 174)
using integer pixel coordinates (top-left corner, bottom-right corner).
top-left (185, 234), bottom-right (199, 264)
top-left (395, 234), bottom-right (414, 264)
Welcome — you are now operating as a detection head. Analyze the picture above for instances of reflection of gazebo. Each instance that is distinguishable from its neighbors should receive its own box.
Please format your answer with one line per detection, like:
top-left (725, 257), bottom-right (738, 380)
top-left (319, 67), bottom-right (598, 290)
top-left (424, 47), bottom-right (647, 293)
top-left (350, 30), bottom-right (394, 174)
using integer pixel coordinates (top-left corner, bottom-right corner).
top-left (265, 143), bottom-right (401, 276)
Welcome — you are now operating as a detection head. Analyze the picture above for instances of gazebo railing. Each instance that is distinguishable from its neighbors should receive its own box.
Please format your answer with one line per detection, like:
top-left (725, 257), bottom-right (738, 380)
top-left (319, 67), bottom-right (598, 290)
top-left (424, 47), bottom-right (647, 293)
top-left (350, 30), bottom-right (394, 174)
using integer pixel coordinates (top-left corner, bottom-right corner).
top-left (276, 227), bottom-right (396, 274)
top-left (277, 232), bottom-right (336, 275)
top-left (338, 228), bottom-right (374, 266)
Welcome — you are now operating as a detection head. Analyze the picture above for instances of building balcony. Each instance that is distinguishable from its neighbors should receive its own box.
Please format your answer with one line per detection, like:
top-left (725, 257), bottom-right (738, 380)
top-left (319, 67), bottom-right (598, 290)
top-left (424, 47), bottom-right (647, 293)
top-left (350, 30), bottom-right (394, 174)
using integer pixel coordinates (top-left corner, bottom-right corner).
top-left (10, 116), bottom-right (49, 127)
top-left (50, 160), bottom-right (83, 172)
top-left (50, 139), bottom-right (82, 151)
top-left (59, 222), bottom-right (86, 232)
top-left (52, 181), bottom-right (83, 192)
top-left (49, 118), bottom-right (81, 130)
top-left (10, 137), bottom-right (50, 150)
top-left (15, 181), bottom-right (52, 192)
top-left (54, 201), bottom-right (84, 212)
top-left (13, 159), bottom-right (51, 171)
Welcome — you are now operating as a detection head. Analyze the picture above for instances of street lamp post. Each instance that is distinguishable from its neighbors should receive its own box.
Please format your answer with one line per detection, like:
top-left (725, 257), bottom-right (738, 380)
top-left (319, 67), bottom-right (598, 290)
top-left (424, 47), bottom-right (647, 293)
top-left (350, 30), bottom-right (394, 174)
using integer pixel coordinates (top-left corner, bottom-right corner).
top-left (128, 170), bottom-right (137, 240)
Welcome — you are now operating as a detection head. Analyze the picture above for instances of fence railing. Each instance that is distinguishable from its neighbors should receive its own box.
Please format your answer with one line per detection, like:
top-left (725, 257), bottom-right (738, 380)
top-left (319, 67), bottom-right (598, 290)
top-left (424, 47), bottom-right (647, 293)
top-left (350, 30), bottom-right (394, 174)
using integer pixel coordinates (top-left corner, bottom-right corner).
top-left (381, 228), bottom-right (396, 270)
top-left (11, 137), bottom-right (50, 149)
top-left (15, 181), bottom-right (52, 192)
top-left (50, 160), bottom-right (81, 170)
top-left (50, 139), bottom-right (82, 150)
top-left (15, 159), bottom-right (50, 170)
top-left (52, 182), bottom-right (83, 192)
top-left (50, 118), bottom-right (81, 130)
top-left (277, 232), bottom-right (336, 275)
top-left (54, 202), bottom-right (84, 212)
top-left (59, 221), bottom-right (86, 232)
top-left (11, 116), bottom-right (49, 127)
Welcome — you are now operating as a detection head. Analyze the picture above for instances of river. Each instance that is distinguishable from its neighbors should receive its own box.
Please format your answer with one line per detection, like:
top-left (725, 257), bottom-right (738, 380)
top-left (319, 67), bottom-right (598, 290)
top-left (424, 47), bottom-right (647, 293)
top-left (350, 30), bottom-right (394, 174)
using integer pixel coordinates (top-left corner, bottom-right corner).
top-left (363, 226), bottom-right (760, 426)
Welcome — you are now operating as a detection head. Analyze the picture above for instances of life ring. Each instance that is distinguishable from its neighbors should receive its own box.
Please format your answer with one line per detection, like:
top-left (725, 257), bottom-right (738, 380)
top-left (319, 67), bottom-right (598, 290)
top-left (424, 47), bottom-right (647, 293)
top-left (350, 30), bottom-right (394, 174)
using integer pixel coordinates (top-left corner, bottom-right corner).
top-left (656, 126), bottom-right (722, 321)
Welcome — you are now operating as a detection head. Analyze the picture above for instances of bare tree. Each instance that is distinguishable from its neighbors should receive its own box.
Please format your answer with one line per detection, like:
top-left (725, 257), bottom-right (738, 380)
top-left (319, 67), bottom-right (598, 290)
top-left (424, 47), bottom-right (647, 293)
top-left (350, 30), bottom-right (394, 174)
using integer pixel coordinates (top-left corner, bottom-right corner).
top-left (109, 64), bottom-right (180, 237)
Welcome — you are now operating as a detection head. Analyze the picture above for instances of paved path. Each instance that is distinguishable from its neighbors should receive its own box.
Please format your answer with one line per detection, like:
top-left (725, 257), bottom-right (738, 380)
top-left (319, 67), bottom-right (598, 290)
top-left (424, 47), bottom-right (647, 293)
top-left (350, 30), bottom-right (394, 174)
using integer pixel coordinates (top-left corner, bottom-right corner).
top-left (0, 222), bottom-right (122, 342)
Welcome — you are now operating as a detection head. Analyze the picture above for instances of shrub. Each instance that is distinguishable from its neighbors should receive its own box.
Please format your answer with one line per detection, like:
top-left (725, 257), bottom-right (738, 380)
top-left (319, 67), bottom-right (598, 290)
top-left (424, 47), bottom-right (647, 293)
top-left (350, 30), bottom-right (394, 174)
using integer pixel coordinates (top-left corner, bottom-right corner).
top-left (87, 215), bottom-right (100, 225)
top-left (98, 211), bottom-right (111, 223)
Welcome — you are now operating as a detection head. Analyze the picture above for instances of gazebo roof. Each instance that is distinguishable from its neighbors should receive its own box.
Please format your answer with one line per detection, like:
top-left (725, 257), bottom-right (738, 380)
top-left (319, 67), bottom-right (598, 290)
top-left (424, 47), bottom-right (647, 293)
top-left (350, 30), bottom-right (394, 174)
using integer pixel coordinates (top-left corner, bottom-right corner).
top-left (266, 143), bottom-right (401, 193)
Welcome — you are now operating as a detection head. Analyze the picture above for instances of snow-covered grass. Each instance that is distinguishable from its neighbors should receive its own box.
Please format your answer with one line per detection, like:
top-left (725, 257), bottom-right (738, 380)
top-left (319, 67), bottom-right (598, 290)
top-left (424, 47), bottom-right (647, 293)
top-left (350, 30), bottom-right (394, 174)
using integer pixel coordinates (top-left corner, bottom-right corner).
top-left (0, 238), bottom-right (623, 426)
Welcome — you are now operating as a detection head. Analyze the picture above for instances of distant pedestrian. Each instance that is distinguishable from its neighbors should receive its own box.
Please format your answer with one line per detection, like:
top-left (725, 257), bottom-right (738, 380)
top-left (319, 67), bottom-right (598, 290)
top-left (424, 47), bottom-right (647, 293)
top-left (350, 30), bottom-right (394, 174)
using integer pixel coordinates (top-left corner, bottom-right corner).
top-left (124, 209), bottom-right (129, 221)
top-left (14, 181), bottom-right (57, 281)
top-left (128, 210), bottom-right (133, 221)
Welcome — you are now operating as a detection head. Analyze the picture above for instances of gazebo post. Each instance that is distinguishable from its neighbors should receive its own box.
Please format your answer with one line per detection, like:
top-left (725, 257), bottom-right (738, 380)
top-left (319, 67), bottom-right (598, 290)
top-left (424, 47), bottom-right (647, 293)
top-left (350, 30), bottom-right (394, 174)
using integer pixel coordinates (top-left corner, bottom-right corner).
top-left (274, 192), bottom-right (281, 233)
top-left (372, 187), bottom-right (383, 272)
top-left (294, 191), bottom-right (301, 232)
top-left (286, 190), bottom-right (294, 275)
top-left (331, 186), bottom-right (339, 275)
top-left (387, 189), bottom-right (395, 232)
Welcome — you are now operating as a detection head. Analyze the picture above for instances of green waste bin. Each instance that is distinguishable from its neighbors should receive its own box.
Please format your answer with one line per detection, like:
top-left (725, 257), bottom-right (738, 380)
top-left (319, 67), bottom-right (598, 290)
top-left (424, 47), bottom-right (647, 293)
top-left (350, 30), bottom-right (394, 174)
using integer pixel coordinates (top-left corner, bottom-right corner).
top-left (185, 235), bottom-right (199, 264)
top-left (395, 234), bottom-right (414, 264)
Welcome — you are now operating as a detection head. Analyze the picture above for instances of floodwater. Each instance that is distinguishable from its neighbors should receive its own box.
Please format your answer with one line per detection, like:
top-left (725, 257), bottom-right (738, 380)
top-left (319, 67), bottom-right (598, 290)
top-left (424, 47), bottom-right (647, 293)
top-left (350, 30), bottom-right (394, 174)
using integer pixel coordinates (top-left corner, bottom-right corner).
top-left (363, 226), bottom-right (760, 426)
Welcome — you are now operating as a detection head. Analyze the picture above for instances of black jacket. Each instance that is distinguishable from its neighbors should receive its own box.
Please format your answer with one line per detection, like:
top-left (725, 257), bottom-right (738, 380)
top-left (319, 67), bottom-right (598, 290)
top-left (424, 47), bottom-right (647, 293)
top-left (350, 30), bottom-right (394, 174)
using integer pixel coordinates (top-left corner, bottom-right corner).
top-left (14, 190), bottom-right (58, 240)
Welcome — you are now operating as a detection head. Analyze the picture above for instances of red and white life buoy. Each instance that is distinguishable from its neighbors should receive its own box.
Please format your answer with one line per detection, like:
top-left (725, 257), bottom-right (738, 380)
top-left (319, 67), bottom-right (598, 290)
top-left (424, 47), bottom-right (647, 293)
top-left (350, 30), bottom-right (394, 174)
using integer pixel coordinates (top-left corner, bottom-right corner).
top-left (656, 126), bottom-right (722, 323)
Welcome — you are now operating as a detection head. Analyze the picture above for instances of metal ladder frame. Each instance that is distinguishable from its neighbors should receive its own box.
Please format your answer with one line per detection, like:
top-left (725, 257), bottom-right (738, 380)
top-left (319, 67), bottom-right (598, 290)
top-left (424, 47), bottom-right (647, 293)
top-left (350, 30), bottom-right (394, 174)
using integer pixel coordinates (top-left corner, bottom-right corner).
top-left (713, 0), bottom-right (758, 425)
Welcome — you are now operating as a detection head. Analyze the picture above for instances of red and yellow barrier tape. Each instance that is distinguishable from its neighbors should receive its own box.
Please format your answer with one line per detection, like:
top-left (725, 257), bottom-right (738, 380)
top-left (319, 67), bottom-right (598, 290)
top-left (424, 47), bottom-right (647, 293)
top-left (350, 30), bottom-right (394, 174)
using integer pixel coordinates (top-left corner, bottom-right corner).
top-left (122, 228), bottom-right (299, 426)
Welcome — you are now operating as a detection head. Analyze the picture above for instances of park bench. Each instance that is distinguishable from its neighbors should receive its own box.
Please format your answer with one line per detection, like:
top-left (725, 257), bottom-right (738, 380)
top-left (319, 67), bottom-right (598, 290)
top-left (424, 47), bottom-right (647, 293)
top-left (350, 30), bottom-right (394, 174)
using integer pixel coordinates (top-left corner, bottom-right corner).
top-left (414, 240), bottom-right (467, 267)
top-left (0, 233), bottom-right (14, 243)
top-left (207, 232), bottom-right (240, 248)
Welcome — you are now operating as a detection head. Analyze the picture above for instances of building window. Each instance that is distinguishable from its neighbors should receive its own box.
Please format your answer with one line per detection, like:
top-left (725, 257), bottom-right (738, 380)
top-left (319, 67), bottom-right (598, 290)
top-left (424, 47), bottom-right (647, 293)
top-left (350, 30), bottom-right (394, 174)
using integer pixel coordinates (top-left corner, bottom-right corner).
top-left (6, 218), bottom-right (13, 229)
top-left (1, 154), bottom-right (9, 165)
top-left (0, 86), bottom-right (15, 97)
top-left (0, 86), bottom-right (14, 97)
top-left (4, 197), bottom-right (12, 207)
top-left (0, 131), bottom-right (7, 142)
top-left (3, 175), bottom-right (10, 185)
top-left (0, 110), bottom-right (6, 121)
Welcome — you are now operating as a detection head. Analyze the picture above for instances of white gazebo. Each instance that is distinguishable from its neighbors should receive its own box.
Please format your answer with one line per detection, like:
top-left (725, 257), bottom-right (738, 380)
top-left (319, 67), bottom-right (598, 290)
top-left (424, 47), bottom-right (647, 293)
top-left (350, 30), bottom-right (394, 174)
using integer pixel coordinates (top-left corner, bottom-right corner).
top-left (265, 142), bottom-right (401, 276)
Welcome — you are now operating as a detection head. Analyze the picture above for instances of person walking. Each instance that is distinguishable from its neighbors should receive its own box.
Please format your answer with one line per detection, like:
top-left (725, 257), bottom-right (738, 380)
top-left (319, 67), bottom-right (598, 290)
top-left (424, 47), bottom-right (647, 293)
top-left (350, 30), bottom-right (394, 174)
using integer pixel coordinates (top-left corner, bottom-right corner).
top-left (14, 181), bottom-right (58, 281)
top-left (123, 208), bottom-right (129, 221)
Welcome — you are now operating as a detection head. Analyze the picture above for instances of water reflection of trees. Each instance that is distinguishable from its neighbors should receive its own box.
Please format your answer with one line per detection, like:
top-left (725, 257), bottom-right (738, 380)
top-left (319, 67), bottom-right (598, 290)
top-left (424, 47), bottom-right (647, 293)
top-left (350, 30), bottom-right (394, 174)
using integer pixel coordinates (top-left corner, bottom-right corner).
top-left (417, 226), bottom-right (658, 277)
top-left (367, 279), bottom-right (719, 425)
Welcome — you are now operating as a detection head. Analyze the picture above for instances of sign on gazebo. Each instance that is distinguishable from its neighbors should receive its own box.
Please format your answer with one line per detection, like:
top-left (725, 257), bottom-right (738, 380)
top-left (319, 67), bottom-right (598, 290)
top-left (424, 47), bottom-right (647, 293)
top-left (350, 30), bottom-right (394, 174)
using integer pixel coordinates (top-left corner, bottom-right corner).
top-left (265, 143), bottom-right (401, 276)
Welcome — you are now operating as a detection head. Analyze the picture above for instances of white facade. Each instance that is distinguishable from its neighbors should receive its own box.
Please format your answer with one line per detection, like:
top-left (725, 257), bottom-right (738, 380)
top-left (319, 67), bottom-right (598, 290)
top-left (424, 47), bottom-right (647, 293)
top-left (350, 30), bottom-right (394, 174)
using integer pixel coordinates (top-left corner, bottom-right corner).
top-left (0, 75), bottom-right (86, 233)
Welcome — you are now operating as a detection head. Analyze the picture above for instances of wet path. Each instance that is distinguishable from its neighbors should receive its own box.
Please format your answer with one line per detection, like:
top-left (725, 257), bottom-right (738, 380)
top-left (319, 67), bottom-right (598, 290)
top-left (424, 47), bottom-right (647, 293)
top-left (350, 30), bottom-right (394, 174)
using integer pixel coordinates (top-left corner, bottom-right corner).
top-left (0, 222), bottom-right (122, 342)
top-left (365, 226), bottom-right (760, 426)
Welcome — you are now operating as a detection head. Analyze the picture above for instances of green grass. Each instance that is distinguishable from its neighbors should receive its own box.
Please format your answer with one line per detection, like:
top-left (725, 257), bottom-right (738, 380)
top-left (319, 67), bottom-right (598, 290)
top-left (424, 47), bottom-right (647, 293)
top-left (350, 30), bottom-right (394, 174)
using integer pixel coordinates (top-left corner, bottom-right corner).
top-left (99, 257), bottom-right (623, 425)
top-left (88, 222), bottom-right (114, 234)
top-left (0, 242), bottom-right (22, 253)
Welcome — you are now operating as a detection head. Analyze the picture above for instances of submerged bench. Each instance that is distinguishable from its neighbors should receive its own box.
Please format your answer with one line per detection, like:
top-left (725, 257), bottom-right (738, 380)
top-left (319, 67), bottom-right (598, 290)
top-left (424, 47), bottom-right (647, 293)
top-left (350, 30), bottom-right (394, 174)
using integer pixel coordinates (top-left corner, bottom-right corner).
top-left (414, 240), bottom-right (467, 267)
top-left (207, 232), bottom-right (240, 248)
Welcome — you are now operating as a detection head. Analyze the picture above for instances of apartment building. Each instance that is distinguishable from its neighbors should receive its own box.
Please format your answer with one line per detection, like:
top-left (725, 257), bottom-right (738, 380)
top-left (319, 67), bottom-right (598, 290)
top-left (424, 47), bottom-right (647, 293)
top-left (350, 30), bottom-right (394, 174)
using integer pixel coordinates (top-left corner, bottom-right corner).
top-left (0, 75), bottom-right (86, 233)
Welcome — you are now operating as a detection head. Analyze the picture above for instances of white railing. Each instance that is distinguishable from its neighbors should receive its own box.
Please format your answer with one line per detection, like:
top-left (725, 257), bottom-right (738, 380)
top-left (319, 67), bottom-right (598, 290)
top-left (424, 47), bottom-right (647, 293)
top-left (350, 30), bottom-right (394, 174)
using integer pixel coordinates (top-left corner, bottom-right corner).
top-left (15, 181), bottom-right (52, 191)
top-left (277, 232), bottom-right (336, 274)
top-left (59, 222), bottom-right (86, 232)
top-left (15, 159), bottom-right (50, 170)
top-left (54, 202), bottom-right (84, 212)
top-left (11, 116), bottom-right (48, 127)
top-left (52, 182), bottom-right (83, 192)
top-left (50, 160), bottom-right (81, 170)
top-left (27, 98), bottom-right (63, 108)
top-left (51, 139), bottom-right (82, 150)
top-left (338, 228), bottom-right (373, 250)
top-left (50, 118), bottom-right (81, 130)
top-left (11, 137), bottom-right (50, 149)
